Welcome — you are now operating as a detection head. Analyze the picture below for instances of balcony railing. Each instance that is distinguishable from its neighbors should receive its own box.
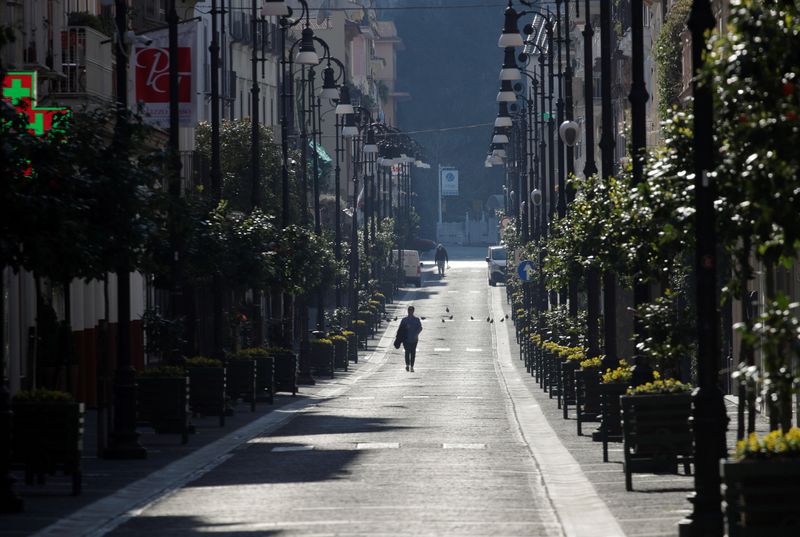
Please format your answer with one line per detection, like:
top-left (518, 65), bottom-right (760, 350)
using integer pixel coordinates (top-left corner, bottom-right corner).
top-left (54, 26), bottom-right (113, 101)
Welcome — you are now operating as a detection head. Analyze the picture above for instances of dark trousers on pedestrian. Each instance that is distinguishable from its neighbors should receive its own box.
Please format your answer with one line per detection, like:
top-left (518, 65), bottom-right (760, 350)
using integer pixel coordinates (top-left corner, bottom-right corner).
top-left (403, 341), bottom-right (417, 368)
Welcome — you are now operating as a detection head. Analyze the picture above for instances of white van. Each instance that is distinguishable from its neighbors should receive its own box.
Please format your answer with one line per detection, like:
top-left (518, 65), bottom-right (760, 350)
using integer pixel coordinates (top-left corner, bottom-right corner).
top-left (390, 249), bottom-right (422, 287)
top-left (486, 245), bottom-right (507, 286)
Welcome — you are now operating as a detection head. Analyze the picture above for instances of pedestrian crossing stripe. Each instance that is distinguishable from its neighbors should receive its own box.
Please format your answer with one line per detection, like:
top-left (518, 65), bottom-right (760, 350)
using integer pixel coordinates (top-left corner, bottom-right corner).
top-left (466, 348), bottom-right (483, 352)
top-left (356, 442), bottom-right (399, 450)
top-left (433, 347), bottom-right (451, 352)
top-left (443, 443), bottom-right (486, 449)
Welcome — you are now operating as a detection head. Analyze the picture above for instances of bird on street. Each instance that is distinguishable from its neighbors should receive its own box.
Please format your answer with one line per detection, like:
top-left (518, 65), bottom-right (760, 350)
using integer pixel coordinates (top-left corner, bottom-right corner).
top-left (505, 314), bottom-right (509, 319)
top-left (486, 317), bottom-right (490, 322)
top-left (470, 316), bottom-right (474, 320)
top-left (441, 319), bottom-right (445, 323)
top-left (500, 318), bottom-right (504, 322)
top-left (446, 307), bottom-right (450, 313)
top-left (490, 319), bottom-right (494, 324)
top-left (449, 315), bottom-right (453, 320)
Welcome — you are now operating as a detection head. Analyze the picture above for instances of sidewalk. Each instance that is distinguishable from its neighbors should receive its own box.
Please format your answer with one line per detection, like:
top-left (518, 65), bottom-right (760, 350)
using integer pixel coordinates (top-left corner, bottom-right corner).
top-left (2, 302), bottom-right (406, 537)
top-left (494, 292), bottom-right (769, 537)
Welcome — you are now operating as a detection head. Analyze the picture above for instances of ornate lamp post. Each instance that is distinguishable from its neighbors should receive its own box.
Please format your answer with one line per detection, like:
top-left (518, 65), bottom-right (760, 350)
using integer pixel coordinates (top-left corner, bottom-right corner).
top-left (677, 0), bottom-right (728, 535)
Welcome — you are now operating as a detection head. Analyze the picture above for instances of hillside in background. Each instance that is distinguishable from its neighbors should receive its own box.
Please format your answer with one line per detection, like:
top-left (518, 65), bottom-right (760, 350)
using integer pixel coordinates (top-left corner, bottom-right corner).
top-left (380, 0), bottom-right (505, 240)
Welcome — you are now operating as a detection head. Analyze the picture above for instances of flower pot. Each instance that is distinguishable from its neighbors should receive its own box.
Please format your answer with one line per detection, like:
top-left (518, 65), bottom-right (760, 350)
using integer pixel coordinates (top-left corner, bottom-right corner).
top-left (137, 376), bottom-right (191, 444)
top-left (11, 401), bottom-right (84, 495)
top-left (225, 359), bottom-right (257, 412)
top-left (187, 366), bottom-right (227, 427)
top-left (332, 338), bottom-right (349, 371)
top-left (310, 344), bottom-right (335, 378)
top-left (621, 392), bottom-right (693, 491)
top-left (269, 350), bottom-right (298, 395)
top-left (252, 356), bottom-right (275, 404)
top-left (575, 368), bottom-right (601, 436)
top-left (595, 382), bottom-right (627, 461)
top-left (346, 333), bottom-right (358, 363)
top-left (722, 459), bottom-right (800, 535)
top-left (561, 360), bottom-right (579, 419)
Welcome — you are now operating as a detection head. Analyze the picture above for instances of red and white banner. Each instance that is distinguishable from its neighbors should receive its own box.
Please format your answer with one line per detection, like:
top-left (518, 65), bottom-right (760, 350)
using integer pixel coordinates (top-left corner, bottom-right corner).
top-left (134, 23), bottom-right (197, 127)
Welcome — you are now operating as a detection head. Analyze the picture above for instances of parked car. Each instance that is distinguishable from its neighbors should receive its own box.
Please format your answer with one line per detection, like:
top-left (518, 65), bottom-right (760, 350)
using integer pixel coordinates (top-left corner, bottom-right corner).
top-left (486, 245), bottom-right (507, 286)
top-left (391, 249), bottom-right (422, 287)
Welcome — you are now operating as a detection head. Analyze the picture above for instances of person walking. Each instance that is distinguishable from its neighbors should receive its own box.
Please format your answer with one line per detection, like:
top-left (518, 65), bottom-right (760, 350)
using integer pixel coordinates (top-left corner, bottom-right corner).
top-left (396, 305), bottom-right (423, 372)
top-left (434, 244), bottom-right (449, 276)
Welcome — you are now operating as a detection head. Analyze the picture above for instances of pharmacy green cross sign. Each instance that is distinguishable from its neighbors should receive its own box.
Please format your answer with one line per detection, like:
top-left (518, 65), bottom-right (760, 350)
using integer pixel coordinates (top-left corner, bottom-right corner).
top-left (2, 71), bottom-right (71, 136)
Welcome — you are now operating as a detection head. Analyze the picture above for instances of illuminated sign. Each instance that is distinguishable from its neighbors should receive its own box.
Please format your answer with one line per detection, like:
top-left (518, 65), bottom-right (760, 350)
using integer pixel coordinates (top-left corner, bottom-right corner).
top-left (2, 71), bottom-right (70, 136)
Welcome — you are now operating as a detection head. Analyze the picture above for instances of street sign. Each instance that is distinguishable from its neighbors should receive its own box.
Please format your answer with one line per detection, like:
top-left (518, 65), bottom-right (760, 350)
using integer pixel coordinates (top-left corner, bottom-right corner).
top-left (517, 260), bottom-right (535, 282)
top-left (440, 168), bottom-right (459, 197)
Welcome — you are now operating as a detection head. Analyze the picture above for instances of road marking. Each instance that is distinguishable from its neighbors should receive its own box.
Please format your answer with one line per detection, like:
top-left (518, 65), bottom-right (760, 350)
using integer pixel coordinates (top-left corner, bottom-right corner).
top-left (402, 395), bottom-right (430, 399)
top-left (457, 396), bottom-right (484, 400)
top-left (433, 347), bottom-right (451, 352)
top-left (356, 442), bottom-right (400, 450)
top-left (443, 443), bottom-right (486, 449)
top-left (466, 348), bottom-right (483, 352)
top-left (490, 288), bottom-right (625, 537)
top-left (271, 445), bottom-right (314, 452)
top-left (349, 396), bottom-right (375, 400)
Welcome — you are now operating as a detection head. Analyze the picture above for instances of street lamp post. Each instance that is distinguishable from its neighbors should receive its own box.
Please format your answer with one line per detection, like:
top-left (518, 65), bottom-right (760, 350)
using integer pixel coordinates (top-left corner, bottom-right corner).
top-left (581, 0), bottom-right (601, 361)
top-left (105, 0), bottom-right (147, 460)
top-left (599, 0), bottom-right (617, 368)
top-left (677, 0), bottom-right (728, 535)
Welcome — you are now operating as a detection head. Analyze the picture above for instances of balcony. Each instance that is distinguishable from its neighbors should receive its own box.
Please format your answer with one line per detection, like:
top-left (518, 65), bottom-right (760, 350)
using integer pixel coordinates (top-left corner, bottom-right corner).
top-left (52, 26), bottom-right (113, 105)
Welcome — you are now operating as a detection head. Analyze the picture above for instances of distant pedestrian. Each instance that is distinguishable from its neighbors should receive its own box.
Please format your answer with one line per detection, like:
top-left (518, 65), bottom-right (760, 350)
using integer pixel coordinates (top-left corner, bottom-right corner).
top-left (434, 244), bottom-right (449, 276)
top-left (396, 305), bottom-right (423, 372)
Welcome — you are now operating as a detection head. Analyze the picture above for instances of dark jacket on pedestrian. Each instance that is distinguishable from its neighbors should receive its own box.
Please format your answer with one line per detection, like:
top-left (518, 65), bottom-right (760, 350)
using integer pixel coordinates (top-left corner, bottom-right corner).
top-left (397, 315), bottom-right (422, 347)
top-left (434, 246), bottom-right (448, 264)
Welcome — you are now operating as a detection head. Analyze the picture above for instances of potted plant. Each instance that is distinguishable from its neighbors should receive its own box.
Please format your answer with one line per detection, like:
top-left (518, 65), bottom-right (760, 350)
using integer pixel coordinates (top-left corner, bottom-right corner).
top-left (185, 356), bottom-right (227, 427)
top-left (561, 348), bottom-right (585, 419)
top-left (596, 360), bottom-right (632, 460)
top-left (621, 379), bottom-right (693, 491)
top-left (352, 319), bottom-right (368, 347)
top-left (232, 348), bottom-right (274, 404)
top-left (266, 347), bottom-right (297, 395)
top-left (575, 356), bottom-right (602, 436)
top-left (224, 352), bottom-right (257, 412)
top-left (358, 310), bottom-right (375, 337)
top-left (371, 293), bottom-right (386, 313)
top-left (342, 330), bottom-right (358, 363)
top-left (137, 366), bottom-right (191, 444)
top-left (310, 337), bottom-right (335, 378)
top-left (11, 389), bottom-right (84, 495)
top-left (330, 335), bottom-right (349, 371)
top-left (721, 427), bottom-right (800, 535)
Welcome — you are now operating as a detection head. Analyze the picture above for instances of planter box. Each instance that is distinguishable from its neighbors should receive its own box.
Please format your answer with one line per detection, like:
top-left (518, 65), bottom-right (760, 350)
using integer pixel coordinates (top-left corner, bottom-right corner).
top-left (253, 356), bottom-right (275, 404)
top-left (270, 351), bottom-right (298, 395)
top-left (137, 376), bottom-right (191, 444)
top-left (354, 324), bottom-right (369, 347)
top-left (310, 345), bottom-right (335, 378)
top-left (346, 333), bottom-right (358, 363)
top-left (187, 366), bottom-right (227, 427)
top-left (621, 392), bottom-right (693, 491)
top-left (225, 360), bottom-right (256, 412)
top-left (596, 382), bottom-right (627, 461)
top-left (561, 360), bottom-right (579, 419)
top-left (722, 459), bottom-right (800, 536)
top-left (575, 368), bottom-right (601, 436)
top-left (333, 339), bottom-right (349, 371)
top-left (11, 401), bottom-right (84, 495)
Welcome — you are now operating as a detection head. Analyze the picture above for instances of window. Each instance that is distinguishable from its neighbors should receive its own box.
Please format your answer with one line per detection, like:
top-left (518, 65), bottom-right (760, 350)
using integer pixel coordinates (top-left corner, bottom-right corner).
top-left (492, 248), bottom-right (507, 261)
top-left (643, 5), bottom-right (651, 27)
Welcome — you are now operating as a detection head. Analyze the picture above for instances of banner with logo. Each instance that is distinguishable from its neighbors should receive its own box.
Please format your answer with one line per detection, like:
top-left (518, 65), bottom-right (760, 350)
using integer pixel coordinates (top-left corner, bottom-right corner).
top-left (440, 167), bottom-right (459, 197)
top-left (134, 23), bottom-right (197, 127)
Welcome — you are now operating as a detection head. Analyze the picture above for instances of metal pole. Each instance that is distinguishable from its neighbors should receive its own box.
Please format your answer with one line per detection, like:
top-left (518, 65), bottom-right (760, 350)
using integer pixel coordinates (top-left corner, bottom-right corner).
top-left (105, 0), bottom-right (146, 459)
top-left (677, 0), bottom-right (727, 535)
top-left (209, 0), bottom-right (224, 362)
top-left (583, 0), bottom-right (600, 359)
top-left (250, 0), bottom-right (260, 210)
top-left (599, 0), bottom-right (617, 367)
top-left (555, 0), bottom-right (566, 218)
top-left (629, 0), bottom-right (651, 329)
top-left (334, 113), bottom-right (342, 308)
top-left (279, 18), bottom-right (290, 227)
top-left (564, 0), bottom-right (578, 319)
top-left (167, 0), bottom-right (183, 360)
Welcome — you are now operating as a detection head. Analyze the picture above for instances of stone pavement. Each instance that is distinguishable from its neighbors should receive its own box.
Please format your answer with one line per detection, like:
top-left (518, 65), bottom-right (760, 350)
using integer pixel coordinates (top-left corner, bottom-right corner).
top-left (4, 246), bottom-right (762, 536)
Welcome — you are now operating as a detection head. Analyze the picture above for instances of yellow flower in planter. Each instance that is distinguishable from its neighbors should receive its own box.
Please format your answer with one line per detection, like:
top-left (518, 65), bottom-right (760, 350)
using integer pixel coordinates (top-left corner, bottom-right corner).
top-left (735, 427), bottom-right (800, 460)
top-left (602, 360), bottom-right (632, 384)
top-left (580, 356), bottom-right (603, 369)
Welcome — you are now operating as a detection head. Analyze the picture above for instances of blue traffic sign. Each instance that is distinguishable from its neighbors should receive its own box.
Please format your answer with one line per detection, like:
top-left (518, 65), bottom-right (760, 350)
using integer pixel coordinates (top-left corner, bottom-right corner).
top-left (517, 260), bottom-right (535, 282)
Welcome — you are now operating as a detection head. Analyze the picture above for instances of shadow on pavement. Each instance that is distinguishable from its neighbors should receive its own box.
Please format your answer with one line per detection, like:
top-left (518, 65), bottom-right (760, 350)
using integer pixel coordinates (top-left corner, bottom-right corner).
top-left (112, 515), bottom-right (283, 535)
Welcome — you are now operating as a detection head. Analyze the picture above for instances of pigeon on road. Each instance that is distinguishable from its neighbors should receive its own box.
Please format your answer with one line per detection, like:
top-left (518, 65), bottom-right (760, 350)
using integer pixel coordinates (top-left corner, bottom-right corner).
top-left (446, 307), bottom-right (450, 313)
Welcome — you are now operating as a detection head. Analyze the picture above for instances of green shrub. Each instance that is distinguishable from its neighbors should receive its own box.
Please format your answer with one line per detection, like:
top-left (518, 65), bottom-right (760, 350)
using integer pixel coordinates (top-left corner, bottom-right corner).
top-left (229, 347), bottom-right (268, 360)
top-left (185, 356), bottom-right (223, 368)
top-left (311, 338), bottom-right (333, 347)
top-left (138, 366), bottom-right (186, 378)
top-left (12, 389), bottom-right (75, 403)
